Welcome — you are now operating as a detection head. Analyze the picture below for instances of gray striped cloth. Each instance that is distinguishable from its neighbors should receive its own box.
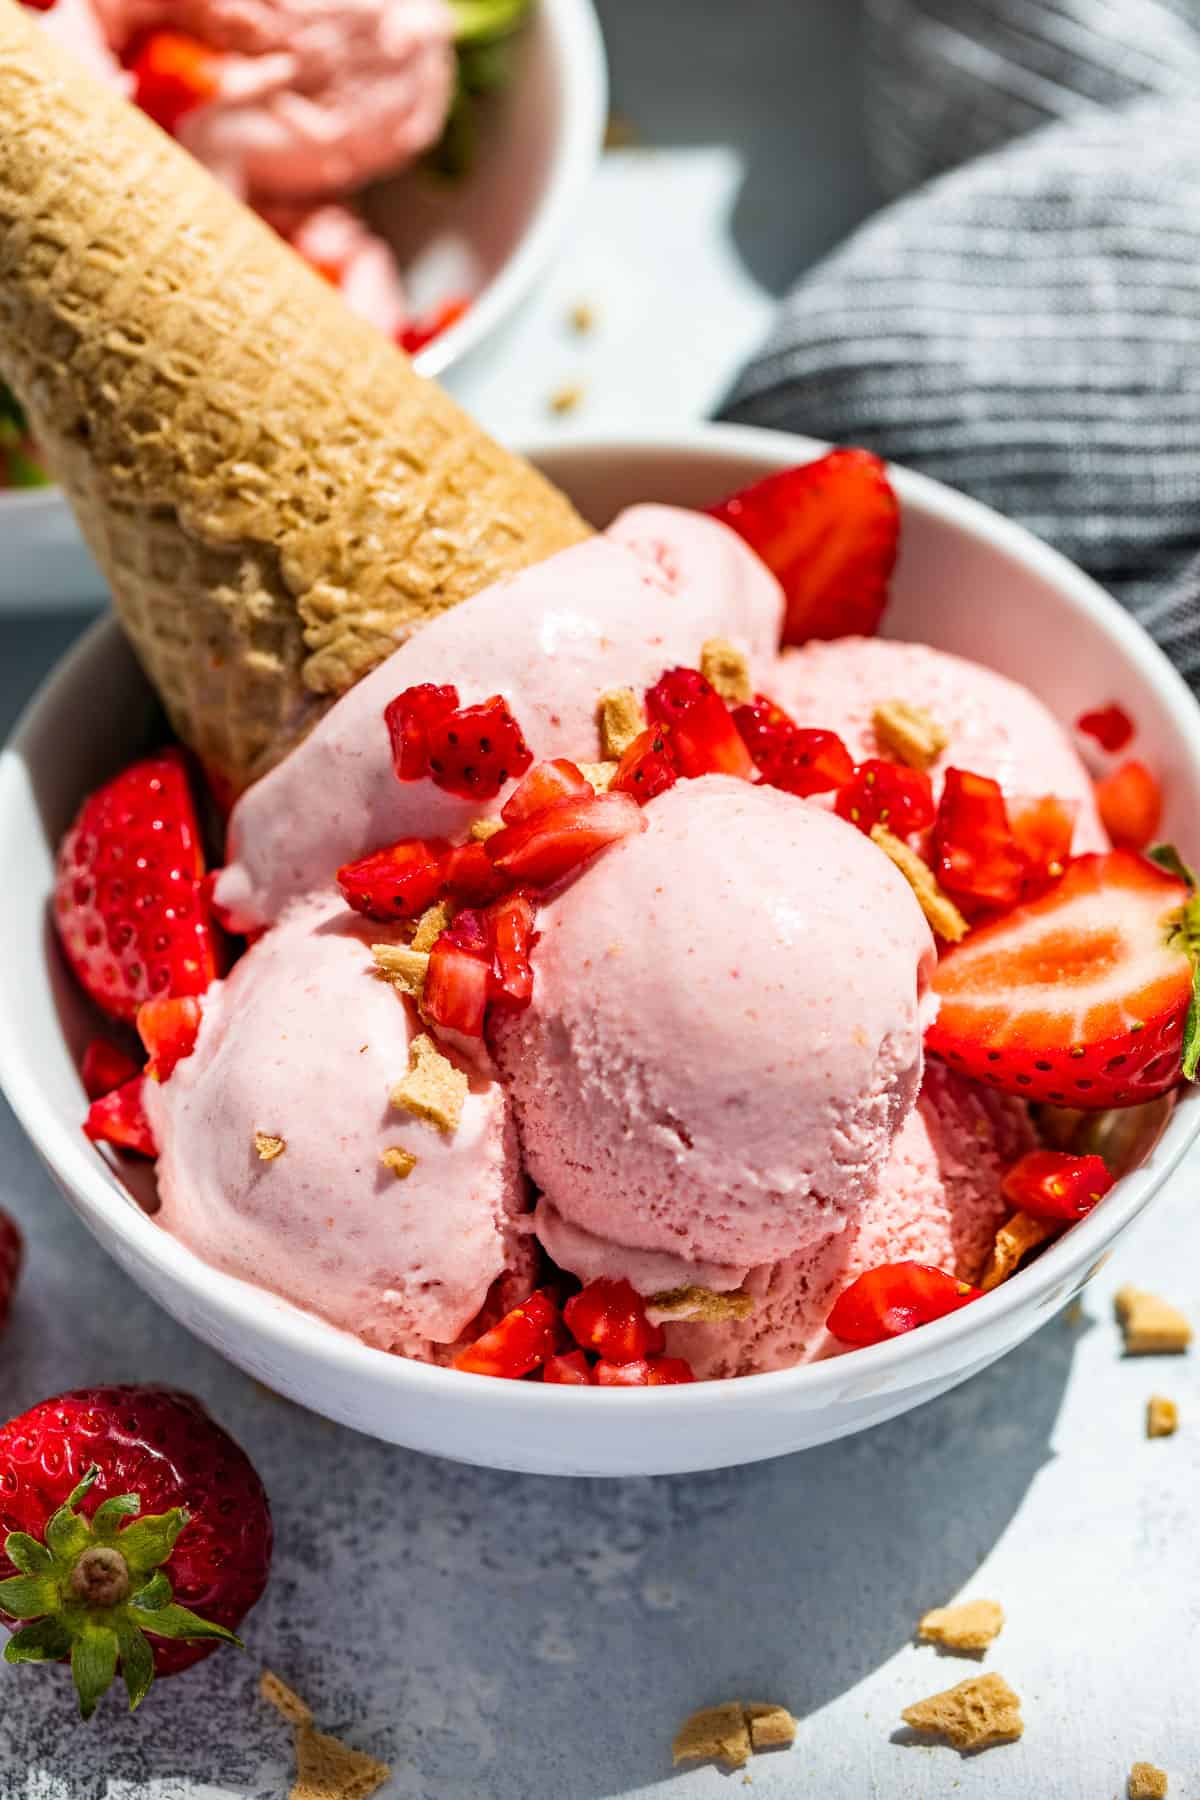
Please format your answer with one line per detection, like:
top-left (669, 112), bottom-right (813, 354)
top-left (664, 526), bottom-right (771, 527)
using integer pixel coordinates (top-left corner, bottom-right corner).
top-left (722, 2), bottom-right (1200, 688)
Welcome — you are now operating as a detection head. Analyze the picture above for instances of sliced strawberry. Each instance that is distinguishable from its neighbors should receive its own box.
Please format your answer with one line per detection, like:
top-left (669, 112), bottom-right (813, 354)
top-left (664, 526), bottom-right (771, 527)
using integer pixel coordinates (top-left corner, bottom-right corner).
top-left (1095, 760), bottom-right (1162, 851)
top-left (423, 935), bottom-right (490, 1037)
top-left (485, 891), bottom-right (536, 1011)
top-left (610, 726), bottom-right (678, 805)
top-left (136, 996), bottom-right (202, 1081)
top-left (442, 908), bottom-right (490, 955)
top-left (487, 793), bottom-right (645, 888)
top-left (452, 1289), bottom-right (562, 1378)
top-left (933, 768), bottom-right (1027, 911)
top-left (441, 840), bottom-right (509, 906)
top-left (54, 749), bottom-right (220, 1024)
top-left (336, 838), bottom-right (447, 921)
top-left (383, 683), bottom-right (460, 782)
top-left (564, 1278), bottom-right (666, 1364)
top-left (594, 1356), bottom-right (696, 1386)
top-left (541, 1350), bottom-right (596, 1386)
top-left (84, 1075), bottom-right (156, 1158)
top-left (826, 1262), bottom-right (978, 1347)
top-left (709, 448), bottom-right (900, 646)
top-left (1009, 795), bottom-right (1076, 896)
top-left (501, 759), bottom-right (593, 825)
top-left (733, 694), bottom-right (854, 797)
top-left (1077, 704), bottom-right (1134, 754)
top-left (645, 669), bottom-right (754, 780)
top-left (126, 31), bottom-right (222, 135)
top-left (1001, 1150), bottom-right (1115, 1222)
top-left (835, 759), bottom-right (934, 837)
top-left (427, 696), bottom-right (532, 802)
top-left (399, 295), bottom-right (469, 357)
top-left (928, 850), bottom-right (1198, 1107)
top-left (80, 1038), bottom-right (142, 1101)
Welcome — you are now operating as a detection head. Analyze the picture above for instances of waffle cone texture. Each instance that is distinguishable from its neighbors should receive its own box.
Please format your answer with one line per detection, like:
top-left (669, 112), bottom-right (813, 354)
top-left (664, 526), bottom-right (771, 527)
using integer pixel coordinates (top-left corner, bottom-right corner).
top-left (0, 0), bottom-right (590, 793)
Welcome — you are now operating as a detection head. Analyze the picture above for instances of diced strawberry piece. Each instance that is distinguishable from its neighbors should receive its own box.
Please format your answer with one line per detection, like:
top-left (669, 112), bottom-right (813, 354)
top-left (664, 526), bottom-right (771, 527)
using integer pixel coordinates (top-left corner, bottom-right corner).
top-left (485, 891), bottom-right (537, 1011)
top-left (564, 1278), bottom-right (666, 1363)
top-left (84, 1075), bottom-right (156, 1158)
top-left (928, 850), bottom-right (1196, 1107)
top-left (1001, 1150), bottom-right (1115, 1223)
top-left (933, 768), bottom-right (1027, 911)
top-left (542, 1350), bottom-right (595, 1386)
top-left (19, 1), bottom-right (58, 10)
top-left (645, 668), bottom-right (755, 780)
top-left (80, 1038), bottom-right (142, 1101)
top-left (136, 995), bottom-right (203, 1081)
top-left (594, 1356), bottom-right (696, 1386)
top-left (709, 449), bottom-right (900, 645)
top-left (835, 759), bottom-right (935, 836)
top-left (126, 31), bottom-right (222, 135)
top-left (452, 1289), bottom-right (562, 1378)
top-left (424, 934), bottom-right (490, 1037)
top-left (399, 295), bottom-right (470, 357)
top-left (1008, 795), bottom-right (1077, 896)
top-left (487, 793), bottom-right (645, 888)
top-left (384, 683), bottom-right (460, 782)
top-left (1095, 760), bottom-right (1162, 851)
top-left (610, 726), bottom-right (678, 805)
top-left (441, 840), bottom-right (509, 906)
top-left (1077, 704), bottom-right (1134, 754)
top-left (336, 838), bottom-right (447, 921)
top-left (733, 694), bottom-right (854, 797)
top-left (427, 696), bottom-right (533, 801)
top-left (501, 759), bottom-right (593, 825)
top-left (826, 1262), bottom-right (979, 1347)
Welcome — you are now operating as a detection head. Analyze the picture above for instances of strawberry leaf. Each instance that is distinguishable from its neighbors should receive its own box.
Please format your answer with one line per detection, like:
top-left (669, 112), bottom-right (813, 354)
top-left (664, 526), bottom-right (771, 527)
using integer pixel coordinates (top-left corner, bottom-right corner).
top-left (72, 1624), bottom-right (118, 1722)
top-left (1184, 965), bottom-right (1200, 1084)
top-left (4, 1618), bottom-right (72, 1663)
top-left (115, 1617), bottom-right (155, 1713)
top-left (128, 1602), bottom-right (242, 1646)
top-left (3, 1533), bottom-right (53, 1576)
top-left (0, 1572), bottom-right (58, 1619)
top-left (1148, 843), bottom-right (1196, 887)
top-left (130, 1570), bottom-right (171, 1610)
top-left (90, 1494), bottom-right (142, 1535)
top-left (112, 1507), bottom-right (189, 1577)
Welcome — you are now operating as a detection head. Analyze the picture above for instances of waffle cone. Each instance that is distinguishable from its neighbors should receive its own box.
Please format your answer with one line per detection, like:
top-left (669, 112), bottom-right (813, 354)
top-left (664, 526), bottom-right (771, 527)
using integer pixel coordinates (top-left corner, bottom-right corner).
top-left (0, 0), bottom-right (590, 794)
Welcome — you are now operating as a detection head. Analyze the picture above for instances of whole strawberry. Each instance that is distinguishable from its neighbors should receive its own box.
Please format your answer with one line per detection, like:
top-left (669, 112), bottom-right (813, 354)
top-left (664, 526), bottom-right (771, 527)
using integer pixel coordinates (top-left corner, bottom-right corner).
top-left (0, 1209), bottom-right (23, 1337)
top-left (0, 1387), bottom-right (271, 1717)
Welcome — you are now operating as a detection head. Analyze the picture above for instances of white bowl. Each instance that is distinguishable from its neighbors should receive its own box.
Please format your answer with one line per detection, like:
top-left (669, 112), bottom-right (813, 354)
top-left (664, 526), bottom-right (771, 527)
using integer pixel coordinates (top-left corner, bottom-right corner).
top-left (3, 424), bottom-right (1199, 1477)
top-left (0, 0), bottom-right (606, 613)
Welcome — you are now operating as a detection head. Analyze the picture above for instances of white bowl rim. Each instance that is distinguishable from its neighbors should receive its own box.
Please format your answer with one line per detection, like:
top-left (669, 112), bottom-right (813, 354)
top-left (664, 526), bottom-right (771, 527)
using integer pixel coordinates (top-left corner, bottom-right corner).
top-left (3, 420), bottom-right (1200, 1422)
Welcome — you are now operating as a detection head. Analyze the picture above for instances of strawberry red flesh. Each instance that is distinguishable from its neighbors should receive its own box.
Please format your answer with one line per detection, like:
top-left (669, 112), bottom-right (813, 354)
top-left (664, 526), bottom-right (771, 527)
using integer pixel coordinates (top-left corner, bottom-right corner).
top-left (835, 759), bottom-right (934, 836)
top-left (384, 683), bottom-right (460, 782)
top-left (426, 696), bottom-right (532, 801)
top-left (485, 891), bottom-right (536, 1011)
top-left (501, 759), bottom-right (593, 825)
top-left (733, 694), bottom-right (854, 797)
top-left (594, 1356), bottom-right (696, 1386)
top-left (826, 1262), bottom-right (979, 1347)
top-left (80, 1039), bottom-right (142, 1100)
top-left (424, 934), bottom-right (490, 1037)
top-left (1095, 760), bottom-right (1162, 852)
top-left (709, 448), bottom-right (900, 646)
top-left (1077, 704), bottom-right (1134, 753)
top-left (541, 1350), bottom-right (595, 1386)
top-left (928, 850), bottom-right (1197, 1107)
top-left (399, 295), bottom-right (469, 357)
top-left (84, 1075), bottom-right (156, 1158)
top-left (126, 31), bottom-right (222, 134)
top-left (933, 768), bottom-right (1027, 910)
top-left (645, 668), bottom-right (754, 780)
top-left (487, 792), bottom-right (645, 888)
top-left (610, 726), bottom-right (679, 805)
top-left (441, 840), bottom-right (509, 905)
top-left (564, 1278), bottom-right (666, 1363)
top-left (1008, 795), bottom-right (1076, 897)
top-left (1001, 1150), bottom-right (1115, 1222)
top-left (336, 837), bottom-right (447, 921)
top-left (136, 996), bottom-right (202, 1081)
top-left (453, 1290), bottom-right (563, 1377)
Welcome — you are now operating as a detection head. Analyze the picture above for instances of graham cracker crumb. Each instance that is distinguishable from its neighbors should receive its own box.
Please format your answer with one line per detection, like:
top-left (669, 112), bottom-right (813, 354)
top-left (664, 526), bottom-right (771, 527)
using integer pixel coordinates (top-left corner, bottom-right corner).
top-left (260, 1669), bottom-right (313, 1727)
top-left (918, 1599), bottom-right (1005, 1653)
top-left (979, 1212), bottom-right (1055, 1293)
top-left (700, 637), bottom-right (752, 705)
top-left (673, 1703), bottom-right (750, 1769)
top-left (1147, 1394), bottom-right (1178, 1438)
top-left (649, 1285), bottom-right (755, 1323)
top-left (469, 816), bottom-right (504, 843)
top-left (1130, 1762), bottom-right (1169, 1799)
top-left (254, 1132), bottom-right (286, 1163)
top-left (293, 1725), bottom-right (390, 1800)
top-left (579, 760), bottom-right (617, 792)
top-left (901, 1671), bottom-right (1023, 1751)
top-left (873, 698), bottom-right (950, 770)
top-left (598, 686), bottom-right (646, 760)
top-left (411, 902), bottom-right (451, 952)
top-left (391, 1034), bottom-right (467, 1136)
top-left (569, 300), bottom-right (596, 334)
top-left (870, 825), bottom-right (969, 944)
top-left (380, 1146), bottom-right (418, 1180)
top-left (745, 1703), bottom-right (797, 1751)
top-left (604, 109), bottom-right (642, 149)
top-left (371, 943), bottom-right (429, 1000)
top-left (548, 380), bottom-right (585, 417)
top-left (1116, 1287), bottom-right (1192, 1355)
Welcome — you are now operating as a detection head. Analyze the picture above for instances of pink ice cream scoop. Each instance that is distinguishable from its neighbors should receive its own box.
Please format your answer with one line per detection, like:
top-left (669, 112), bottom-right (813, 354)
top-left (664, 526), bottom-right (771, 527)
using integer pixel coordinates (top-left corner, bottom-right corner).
top-left (216, 507), bottom-right (784, 932)
top-left (658, 1063), bottom-right (1035, 1379)
top-left (768, 636), bottom-right (1108, 851)
top-left (493, 775), bottom-right (937, 1270)
top-left (144, 890), bottom-right (531, 1358)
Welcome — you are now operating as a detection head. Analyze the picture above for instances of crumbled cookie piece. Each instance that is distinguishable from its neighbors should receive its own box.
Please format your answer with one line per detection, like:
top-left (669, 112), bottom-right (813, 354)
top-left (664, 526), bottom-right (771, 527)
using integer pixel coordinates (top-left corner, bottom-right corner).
top-left (700, 637), bottom-right (752, 704)
top-left (649, 1285), bottom-right (755, 1323)
top-left (598, 686), bottom-right (646, 759)
top-left (918, 1599), bottom-right (1005, 1653)
top-left (469, 816), bottom-right (504, 843)
top-left (391, 1034), bottom-right (467, 1136)
top-left (1129, 1762), bottom-right (1169, 1799)
top-left (254, 1132), bottom-right (286, 1163)
top-left (873, 698), bottom-right (950, 770)
top-left (673, 1703), bottom-right (751, 1769)
top-left (870, 825), bottom-right (969, 944)
top-left (1147, 1394), bottom-right (1179, 1438)
top-left (1116, 1287), bottom-right (1193, 1355)
top-left (260, 1669), bottom-right (313, 1727)
top-left (293, 1724), bottom-right (390, 1800)
top-left (548, 380), bottom-right (585, 417)
top-left (901, 1672), bottom-right (1023, 1751)
top-left (979, 1212), bottom-right (1055, 1293)
top-left (579, 760), bottom-right (617, 792)
top-left (371, 943), bottom-right (429, 1000)
top-left (380, 1146), bottom-right (418, 1180)
top-left (569, 299), bottom-right (596, 334)
top-left (411, 902), bottom-right (451, 952)
top-left (745, 1703), bottom-right (797, 1751)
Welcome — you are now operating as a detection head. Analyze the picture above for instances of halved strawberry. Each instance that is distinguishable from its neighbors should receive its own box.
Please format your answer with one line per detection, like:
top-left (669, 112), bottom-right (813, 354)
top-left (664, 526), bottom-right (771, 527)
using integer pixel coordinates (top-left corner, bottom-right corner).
top-left (933, 768), bottom-right (1026, 911)
top-left (80, 1038), bottom-right (142, 1101)
top-left (541, 1350), bottom-right (595, 1386)
top-left (1001, 1150), bottom-right (1115, 1222)
top-left (452, 1290), bottom-right (563, 1378)
top-left (594, 1356), bottom-right (696, 1386)
top-left (501, 759), bottom-right (593, 825)
top-left (441, 840), bottom-right (509, 906)
top-left (427, 696), bottom-right (532, 801)
top-left (835, 759), bottom-right (934, 837)
top-left (1077, 703), bottom-right (1134, 754)
top-left (928, 850), bottom-right (1199, 1107)
top-left (487, 793), bottom-right (645, 888)
top-left (485, 891), bottom-right (536, 1011)
top-left (733, 695), bottom-right (854, 797)
top-left (136, 996), bottom-right (203, 1081)
top-left (1095, 760), bottom-right (1162, 852)
top-left (1009, 795), bottom-right (1076, 896)
top-left (383, 683), bottom-right (460, 782)
top-left (610, 726), bottom-right (678, 805)
top-left (336, 838), bottom-right (447, 921)
top-left (126, 31), bottom-right (222, 135)
top-left (399, 295), bottom-right (470, 358)
top-left (826, 1263), bottom-right (979, 1347)
top-left (645, 669), bottom-right (754, 780)
top-left (564, 1278), bottom-right (665, 1364)
top-left (709, 449), bottom-right (900, 646)
top-left (84, 1075), bottom-right (156, 1158)
top-left (424, 934), bottom-right (490, 1037)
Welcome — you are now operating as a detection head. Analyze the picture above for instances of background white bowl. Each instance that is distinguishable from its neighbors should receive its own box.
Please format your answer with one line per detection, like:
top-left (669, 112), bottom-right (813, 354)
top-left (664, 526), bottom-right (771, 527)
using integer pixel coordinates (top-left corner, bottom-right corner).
top-left (2, 424), bottom-right (1199, 1478)
top-left (0, 0), bottom-right (606, 613)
